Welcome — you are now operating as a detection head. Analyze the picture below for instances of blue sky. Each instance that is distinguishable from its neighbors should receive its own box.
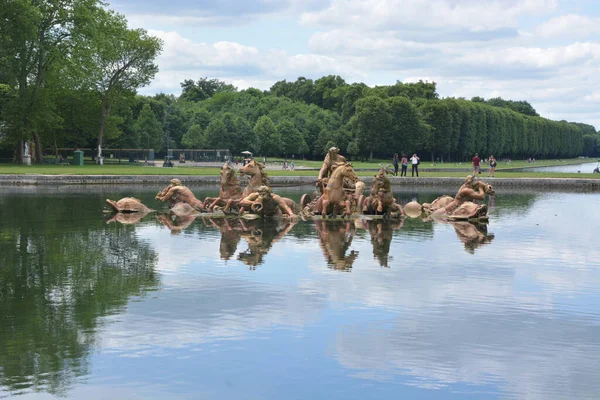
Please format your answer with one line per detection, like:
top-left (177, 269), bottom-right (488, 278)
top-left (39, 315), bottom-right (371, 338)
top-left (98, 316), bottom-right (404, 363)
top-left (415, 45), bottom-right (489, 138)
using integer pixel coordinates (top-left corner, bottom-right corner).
top-left (109, 0), bottom-right (600, 129)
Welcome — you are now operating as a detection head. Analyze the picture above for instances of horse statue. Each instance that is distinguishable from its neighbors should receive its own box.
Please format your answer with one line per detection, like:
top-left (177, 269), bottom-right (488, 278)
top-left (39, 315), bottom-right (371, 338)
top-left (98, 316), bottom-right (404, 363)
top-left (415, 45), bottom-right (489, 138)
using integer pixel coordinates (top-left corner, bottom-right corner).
top-left (202, 163), bottom-right (243, 211)
top-left (362, 167), bottom-right (404, 218)
top-left (238, 159), bottom-right (298, 213)
top-left (314, 162), bottom-right (360, 217)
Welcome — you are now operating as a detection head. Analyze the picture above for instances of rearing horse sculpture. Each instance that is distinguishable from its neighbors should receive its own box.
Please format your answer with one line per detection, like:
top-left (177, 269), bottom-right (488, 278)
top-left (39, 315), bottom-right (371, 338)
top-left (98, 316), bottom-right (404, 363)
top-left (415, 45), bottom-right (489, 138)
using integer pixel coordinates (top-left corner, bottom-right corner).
top-left (238, 160), bottom-right (298, 212)
top-left (318, 162), bottom-right (360, 217)
top-left (202, 163), bottom-right (243, 211)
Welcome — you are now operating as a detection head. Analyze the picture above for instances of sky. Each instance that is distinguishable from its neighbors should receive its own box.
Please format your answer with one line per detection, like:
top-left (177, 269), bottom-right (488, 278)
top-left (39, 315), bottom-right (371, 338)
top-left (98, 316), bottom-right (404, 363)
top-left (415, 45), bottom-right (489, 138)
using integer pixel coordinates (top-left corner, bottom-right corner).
top-left (108, 0), bottom-right (600, 130)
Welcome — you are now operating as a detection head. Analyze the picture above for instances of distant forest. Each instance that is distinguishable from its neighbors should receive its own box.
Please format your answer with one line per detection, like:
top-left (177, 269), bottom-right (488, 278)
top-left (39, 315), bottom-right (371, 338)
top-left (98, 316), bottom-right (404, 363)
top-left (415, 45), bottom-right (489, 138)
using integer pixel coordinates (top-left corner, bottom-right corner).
top-left (1, 1), bottom-right (598, 163)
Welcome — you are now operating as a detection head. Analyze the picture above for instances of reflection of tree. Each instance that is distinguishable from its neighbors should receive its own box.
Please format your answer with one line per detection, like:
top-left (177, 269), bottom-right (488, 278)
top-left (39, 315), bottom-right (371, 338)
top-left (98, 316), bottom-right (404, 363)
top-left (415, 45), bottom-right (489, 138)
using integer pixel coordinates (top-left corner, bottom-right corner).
top-left (315, 220), bottom-right (359, 271)
top-left (0, 196), bottom-right (159, 397)
top-left (365, 219), bottom-right (404, 268)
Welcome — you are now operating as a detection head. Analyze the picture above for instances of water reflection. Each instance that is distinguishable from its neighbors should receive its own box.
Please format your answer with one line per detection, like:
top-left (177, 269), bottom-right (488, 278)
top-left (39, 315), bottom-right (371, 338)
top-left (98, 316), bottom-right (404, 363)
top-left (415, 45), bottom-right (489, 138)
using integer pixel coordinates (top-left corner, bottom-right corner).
top-left (2, 187), bottom-right (600, 400)
top-left (447, 221), bottom-right (495, 254)
top-left (0, 224), bottom-right (159, 396)
top-left (314, 220), bottom-right (360, 271)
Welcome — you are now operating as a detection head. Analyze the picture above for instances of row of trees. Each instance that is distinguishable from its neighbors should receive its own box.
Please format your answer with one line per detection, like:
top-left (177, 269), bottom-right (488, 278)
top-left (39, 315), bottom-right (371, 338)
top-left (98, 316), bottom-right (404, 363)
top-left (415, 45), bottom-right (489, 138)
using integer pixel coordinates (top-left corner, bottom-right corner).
top-left (0, 0), bottom-right (162, 162)
top-left (1, 2), bottom-right (598, 162)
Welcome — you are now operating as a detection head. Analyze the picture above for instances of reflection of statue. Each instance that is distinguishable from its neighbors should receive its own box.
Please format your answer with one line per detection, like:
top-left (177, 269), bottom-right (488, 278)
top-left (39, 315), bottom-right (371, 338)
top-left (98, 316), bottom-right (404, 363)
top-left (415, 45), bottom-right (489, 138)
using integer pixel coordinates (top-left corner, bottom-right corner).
top-left (106, 210), bottom-right (151, 225)
top-left (421, 176), bottom-right (495, 220)
top-left (105, 197), bottom-right (153, 213)
top-left (315, 220), bottom-right (359, 271)
top-left (156, 213), bottom-right (197, 234)
top-left (201, 163), bottom-right (243, 212)
top-left (362, 167), bottom-right (404, 218)
top-left (238, 186), bottom-right (297, 218)
top-left (365, 219), bottom-right (404, 267)
top-left (448, 221), bottom-right (495, 254)
top-left (204, 217), bottom-right (248, 261)
top-left (156, 179), bottom-right (204, 211)
top-left (237, 219), bottom-right (296, 268)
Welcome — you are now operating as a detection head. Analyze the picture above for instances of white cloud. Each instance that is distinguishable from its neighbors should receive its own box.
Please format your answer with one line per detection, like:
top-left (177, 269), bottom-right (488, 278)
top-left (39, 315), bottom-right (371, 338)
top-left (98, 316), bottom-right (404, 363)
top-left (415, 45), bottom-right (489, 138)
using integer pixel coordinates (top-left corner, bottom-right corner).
top-left (300, 0), bottom-right (558, 32)
top-left (531, 14), bottom-right (600, 39)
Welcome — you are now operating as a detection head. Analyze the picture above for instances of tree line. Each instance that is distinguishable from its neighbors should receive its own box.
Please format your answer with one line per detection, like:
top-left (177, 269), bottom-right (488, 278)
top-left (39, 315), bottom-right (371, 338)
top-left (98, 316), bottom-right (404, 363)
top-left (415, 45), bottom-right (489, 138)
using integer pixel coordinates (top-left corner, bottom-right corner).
top-left (1, 2), bottom-right (598, 163)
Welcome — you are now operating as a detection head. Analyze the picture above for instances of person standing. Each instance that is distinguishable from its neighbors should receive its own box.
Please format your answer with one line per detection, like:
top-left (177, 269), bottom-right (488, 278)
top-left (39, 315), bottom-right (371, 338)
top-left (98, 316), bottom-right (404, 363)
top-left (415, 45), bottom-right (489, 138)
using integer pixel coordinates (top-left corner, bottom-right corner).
top-left (410, 153), bottom-right (420, 177)
top-left (472, 153), bottom-right (481, 175)
top-left (400, 154), bottom-right (408, 176)
top-left (488, 155), bottom-right (497, 177)
top-left (392, 153), bottom-right (399, 176)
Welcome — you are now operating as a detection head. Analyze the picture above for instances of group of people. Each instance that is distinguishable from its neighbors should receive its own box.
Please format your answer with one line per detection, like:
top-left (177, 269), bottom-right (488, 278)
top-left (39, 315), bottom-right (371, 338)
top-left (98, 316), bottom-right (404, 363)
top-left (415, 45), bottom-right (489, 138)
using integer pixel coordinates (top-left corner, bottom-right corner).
top-left (471, 153), bottom-right (497, 177)
top-left (392, 153), bottom-right (421, 177)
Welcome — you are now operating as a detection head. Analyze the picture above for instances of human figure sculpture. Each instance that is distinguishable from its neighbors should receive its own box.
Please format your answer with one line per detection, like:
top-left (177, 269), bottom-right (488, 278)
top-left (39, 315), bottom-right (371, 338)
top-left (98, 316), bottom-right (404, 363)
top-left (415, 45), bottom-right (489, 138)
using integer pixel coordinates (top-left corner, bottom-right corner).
top-left (155, 178), bottom-right (205, 211)
top-left (23, 142), bottom-right (30, 156)
top-left (362, 167), bottom-right (404, 218)
top-left (428, 175), bottom-right (495, 220)
top-left (238, 186), bottom-right (297, 218)
top-left (318, 146), bottom-right (347, 181)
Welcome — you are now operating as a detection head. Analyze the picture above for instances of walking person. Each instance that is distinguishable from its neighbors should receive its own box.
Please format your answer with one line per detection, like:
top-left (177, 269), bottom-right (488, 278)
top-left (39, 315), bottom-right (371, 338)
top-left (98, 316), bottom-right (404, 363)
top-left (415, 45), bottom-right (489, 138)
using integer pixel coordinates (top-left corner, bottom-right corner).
top-left (472, 153), bottom-right (481, 175)
top-left (488, 155), bottom-right (497, 177)
top-left (400, 154), bottom-right (408, 176)
top-left (410, 153), bottom-right (420, 177)
top-left (392, 153), bottom-right (399, 176)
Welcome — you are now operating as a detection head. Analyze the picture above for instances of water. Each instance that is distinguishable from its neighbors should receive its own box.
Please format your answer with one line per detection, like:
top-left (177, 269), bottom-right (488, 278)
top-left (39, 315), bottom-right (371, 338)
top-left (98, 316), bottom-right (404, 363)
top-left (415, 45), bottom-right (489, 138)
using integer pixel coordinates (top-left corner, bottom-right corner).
top-left (1, 185), bottom-right (600, 400)
top-left (522, 161), bottom-right (599, 173)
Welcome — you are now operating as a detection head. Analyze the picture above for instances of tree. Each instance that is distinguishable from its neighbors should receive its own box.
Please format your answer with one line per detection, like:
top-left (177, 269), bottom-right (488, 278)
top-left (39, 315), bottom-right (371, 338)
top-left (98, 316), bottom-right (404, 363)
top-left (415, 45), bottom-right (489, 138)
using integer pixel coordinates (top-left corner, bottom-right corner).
top-left (180, 78), bottom-right (237, 102)
top-left (203, 119), bottom-right (228, 149)
top-left (181, 124), bottom-right (204, 148)
top-left (254, 116), bottom-right (281, 156)
top-left (0, 0), bottom-right (102, 162)
top-left (135, 104), bottom-right (162, 151)
top-left (278, 119), bottom-right (308, 157)
top-left (80, 9), bottom-right (162, 160)
top-left (354, 96), bottom-right (392, 160)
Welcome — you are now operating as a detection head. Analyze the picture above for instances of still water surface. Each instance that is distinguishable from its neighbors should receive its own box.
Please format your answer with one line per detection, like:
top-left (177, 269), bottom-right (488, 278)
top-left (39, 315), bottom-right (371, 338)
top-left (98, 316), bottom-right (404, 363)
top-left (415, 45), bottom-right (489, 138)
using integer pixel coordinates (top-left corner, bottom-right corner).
top-left (0, 185), bottom-right (599, 399)
top-left (522, 161), bottom-right (599, 173)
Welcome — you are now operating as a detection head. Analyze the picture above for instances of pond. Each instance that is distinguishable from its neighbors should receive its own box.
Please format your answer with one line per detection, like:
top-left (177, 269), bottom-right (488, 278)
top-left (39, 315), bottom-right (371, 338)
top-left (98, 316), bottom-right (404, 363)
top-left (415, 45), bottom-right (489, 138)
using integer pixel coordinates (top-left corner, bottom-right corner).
top-left (522, 161), bottom-right (599, 173)
top-left (1, 185), bottom-right (599, 400)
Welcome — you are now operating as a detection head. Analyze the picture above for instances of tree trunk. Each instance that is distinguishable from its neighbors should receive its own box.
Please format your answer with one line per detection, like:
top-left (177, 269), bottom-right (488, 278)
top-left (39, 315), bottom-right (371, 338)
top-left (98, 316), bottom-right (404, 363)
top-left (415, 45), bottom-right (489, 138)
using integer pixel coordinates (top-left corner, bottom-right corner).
top-left (33, 132), bottom-right (43, 163)
top-left (97, 92), bottom-right (111, 161)
top-left (369, 150), bottom-right (373, 161)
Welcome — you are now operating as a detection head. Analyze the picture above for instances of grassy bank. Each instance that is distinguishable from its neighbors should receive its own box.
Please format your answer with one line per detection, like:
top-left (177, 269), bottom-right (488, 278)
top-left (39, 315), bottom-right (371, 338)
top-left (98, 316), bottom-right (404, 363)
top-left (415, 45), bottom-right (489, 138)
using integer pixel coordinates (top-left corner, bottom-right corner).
top-left (1, 163), bottom-right (599, 179)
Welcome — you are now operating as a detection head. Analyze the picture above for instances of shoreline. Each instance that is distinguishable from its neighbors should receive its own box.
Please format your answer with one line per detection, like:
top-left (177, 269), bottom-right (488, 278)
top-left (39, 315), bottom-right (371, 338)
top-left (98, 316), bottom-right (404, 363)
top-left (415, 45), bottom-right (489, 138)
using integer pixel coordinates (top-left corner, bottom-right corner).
top-left (2, 174), bottom-right (600, 190)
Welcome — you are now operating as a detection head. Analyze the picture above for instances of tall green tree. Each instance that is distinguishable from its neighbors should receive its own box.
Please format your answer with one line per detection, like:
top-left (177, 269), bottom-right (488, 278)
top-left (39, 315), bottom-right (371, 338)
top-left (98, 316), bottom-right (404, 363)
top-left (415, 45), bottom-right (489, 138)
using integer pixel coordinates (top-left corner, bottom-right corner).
top-left (254, 116), bottom-right (281, 156)
top-left (354, 96), bottom-right (391, 160)
top-left (278, 119), bottom-right (308, 157)
top-left (0, 0), bottom-right (101, 161)
top-left (135, 103), bottom-right (162, 151)
top-left (79, 9), bottom-right (162, 160)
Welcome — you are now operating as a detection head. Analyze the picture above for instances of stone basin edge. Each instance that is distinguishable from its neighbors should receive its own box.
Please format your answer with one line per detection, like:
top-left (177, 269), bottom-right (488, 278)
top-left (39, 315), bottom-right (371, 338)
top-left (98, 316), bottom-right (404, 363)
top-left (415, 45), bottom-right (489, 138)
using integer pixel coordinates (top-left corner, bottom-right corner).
top-left (1, 174), bottom-right (600, 190)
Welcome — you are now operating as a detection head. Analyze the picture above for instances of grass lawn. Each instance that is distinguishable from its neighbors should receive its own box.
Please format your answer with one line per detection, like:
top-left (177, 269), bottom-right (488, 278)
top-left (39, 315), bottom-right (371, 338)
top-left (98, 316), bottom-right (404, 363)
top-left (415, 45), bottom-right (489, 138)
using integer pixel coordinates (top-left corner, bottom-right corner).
top-left (269, 157), bottom-right (594, 170)
top-left (1, 163), bottom-right (599, 179)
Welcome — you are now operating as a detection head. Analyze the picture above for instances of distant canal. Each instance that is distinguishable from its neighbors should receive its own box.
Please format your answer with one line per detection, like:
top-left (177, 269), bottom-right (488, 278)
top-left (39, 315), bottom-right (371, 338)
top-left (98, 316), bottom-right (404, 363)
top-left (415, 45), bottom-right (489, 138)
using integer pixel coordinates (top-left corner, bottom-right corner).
top-left (1, 185), bottom-right (599, 400)
top-left (522, 161), bottom-right (599, 173)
